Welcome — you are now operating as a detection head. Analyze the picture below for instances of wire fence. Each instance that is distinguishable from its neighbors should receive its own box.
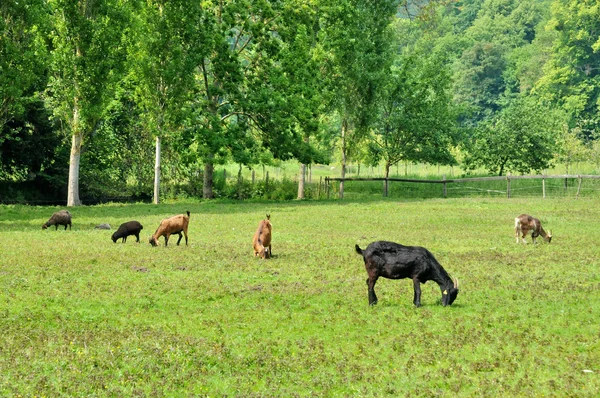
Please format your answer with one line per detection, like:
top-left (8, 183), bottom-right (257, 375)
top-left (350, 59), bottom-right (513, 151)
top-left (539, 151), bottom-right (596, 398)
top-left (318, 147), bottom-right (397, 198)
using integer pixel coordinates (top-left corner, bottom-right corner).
top-left (323, 174), bottom-right (600, 200)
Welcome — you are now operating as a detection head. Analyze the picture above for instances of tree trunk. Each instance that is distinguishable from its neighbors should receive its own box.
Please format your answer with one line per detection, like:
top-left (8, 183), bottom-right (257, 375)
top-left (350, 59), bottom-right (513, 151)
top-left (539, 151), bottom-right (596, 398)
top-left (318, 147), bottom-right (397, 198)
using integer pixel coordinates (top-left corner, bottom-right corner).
top-left (237, 163), bottom-right (243, 200)
top-left (203, 152), bottom-right (214, 199)
top-left (384, 161), bottom-right (391, 197)
top-left (67, 132), bottom-right (83, 206)
top-left (339, 119), bottom-right (348, 199)
top-left (153, 136), bottom-right (161, 204)
top-left (297, 163), bottom-right (306, 199)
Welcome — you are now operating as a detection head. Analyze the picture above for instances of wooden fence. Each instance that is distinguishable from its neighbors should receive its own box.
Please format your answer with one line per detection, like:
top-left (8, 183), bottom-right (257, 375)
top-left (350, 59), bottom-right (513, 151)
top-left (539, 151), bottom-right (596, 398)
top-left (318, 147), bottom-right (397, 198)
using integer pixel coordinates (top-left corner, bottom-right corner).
top-left (324, 174), bottom-right (600, 199)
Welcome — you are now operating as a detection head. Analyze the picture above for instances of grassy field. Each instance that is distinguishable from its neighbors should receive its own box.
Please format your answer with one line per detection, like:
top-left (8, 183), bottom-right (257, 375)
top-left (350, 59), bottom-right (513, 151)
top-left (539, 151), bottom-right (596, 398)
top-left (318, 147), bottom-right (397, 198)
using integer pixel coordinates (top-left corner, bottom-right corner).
top-left (1, 198), bottom-right (599, 396)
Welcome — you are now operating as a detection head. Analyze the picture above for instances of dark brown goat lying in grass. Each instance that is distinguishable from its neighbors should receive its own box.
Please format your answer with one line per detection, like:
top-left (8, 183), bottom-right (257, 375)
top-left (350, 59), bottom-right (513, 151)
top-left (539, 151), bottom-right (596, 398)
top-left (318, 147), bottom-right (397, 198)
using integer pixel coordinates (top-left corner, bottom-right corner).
top-left (112, 221), bottom-right (143, 243)
top-left (253, 214), bottom-right (272, 259)
top-left (355, 241), bottom-right (459, 307)
top-left (149, 211), bottom-right (190, 247)
top-left (42, 210), bottom-right (72, 230)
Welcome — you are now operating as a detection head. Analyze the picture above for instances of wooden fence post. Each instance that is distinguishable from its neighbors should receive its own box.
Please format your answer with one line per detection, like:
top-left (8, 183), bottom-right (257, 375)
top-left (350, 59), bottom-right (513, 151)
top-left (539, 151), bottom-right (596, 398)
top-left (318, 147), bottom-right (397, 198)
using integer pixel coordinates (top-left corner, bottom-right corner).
top-left (542, 176), bottom-right (546, 199)
top-left (265, 171), bottom-right (269, 192)
top-left (507, 174), bottom-right (511, 198)
top-left (443, 175), bottom-right (447, 198)
top-left (252, 170), bottom-right (255, 184)
top-left (318, 176), bottom-right (322, 199)
top-left (576, 175), bottom-right (582, 199)
top-left (326, 177), bottom-right (330, 199)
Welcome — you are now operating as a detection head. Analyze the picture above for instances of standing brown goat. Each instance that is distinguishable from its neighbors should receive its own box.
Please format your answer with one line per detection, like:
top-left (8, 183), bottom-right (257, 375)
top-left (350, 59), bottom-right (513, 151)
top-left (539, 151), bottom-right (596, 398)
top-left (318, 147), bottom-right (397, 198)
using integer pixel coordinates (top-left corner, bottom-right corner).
top-left (253, 214), bottom-right (272, 259)
top-left (515, 214), bottom-right (552, 244)
top-left (149, 211), bottom-right (190, 247)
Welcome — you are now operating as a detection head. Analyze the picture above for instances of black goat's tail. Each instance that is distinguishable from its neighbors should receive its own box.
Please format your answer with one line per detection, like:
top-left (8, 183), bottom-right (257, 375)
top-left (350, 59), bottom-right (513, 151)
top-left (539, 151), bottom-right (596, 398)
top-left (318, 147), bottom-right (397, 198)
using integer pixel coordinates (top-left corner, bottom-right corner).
top-left (186, 210), bottom-right (191, 217)
top-left (355, 244), bottom-right (363, 256)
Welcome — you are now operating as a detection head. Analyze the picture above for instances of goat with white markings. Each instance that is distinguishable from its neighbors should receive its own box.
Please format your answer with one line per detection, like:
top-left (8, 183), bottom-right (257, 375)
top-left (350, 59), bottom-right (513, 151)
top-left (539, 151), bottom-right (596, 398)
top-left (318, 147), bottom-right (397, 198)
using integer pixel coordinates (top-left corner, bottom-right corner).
top-left (515, 214), bottom-right (552, 244)
top-left (355, 241), bottom-right (459, 307)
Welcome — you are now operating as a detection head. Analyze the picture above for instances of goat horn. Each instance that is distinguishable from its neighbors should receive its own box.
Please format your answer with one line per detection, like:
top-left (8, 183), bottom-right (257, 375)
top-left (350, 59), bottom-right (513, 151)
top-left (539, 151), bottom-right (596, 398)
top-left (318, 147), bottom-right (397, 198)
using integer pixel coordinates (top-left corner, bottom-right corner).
top-left (454, 278), bottom-right (459, 289)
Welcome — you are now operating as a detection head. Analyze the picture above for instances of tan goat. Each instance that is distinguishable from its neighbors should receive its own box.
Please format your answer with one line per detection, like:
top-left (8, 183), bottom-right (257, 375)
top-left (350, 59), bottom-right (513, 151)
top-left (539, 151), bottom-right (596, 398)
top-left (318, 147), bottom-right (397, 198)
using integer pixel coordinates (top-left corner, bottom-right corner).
top-left (515, 214), bottom-right (552, 244)
top-left (149, 211), bottom-right (190, 247)
top-left (252, 214), bottom-right (272, 259)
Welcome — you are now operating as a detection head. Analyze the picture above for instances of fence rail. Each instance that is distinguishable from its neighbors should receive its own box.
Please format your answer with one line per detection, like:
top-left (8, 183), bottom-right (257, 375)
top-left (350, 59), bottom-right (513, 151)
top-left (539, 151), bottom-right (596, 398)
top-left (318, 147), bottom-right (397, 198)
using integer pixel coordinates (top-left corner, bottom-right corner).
top-left (324, 174), bottom-right (600, 199)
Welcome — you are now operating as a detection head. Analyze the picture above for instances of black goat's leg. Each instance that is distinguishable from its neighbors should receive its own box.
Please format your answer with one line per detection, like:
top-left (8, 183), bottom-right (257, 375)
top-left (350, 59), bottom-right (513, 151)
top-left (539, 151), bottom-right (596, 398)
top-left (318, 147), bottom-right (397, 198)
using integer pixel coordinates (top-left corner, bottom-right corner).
top-left (367, 276), bottom-right (378, 305)
top-left (413, 278), bottom-right (422, 307)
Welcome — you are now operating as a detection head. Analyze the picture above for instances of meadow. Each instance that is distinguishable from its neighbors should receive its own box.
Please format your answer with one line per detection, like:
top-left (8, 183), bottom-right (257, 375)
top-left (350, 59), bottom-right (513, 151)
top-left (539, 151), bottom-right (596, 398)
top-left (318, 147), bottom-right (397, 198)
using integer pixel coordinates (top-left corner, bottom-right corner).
top-left (0, 197), bottom-right (599, 396)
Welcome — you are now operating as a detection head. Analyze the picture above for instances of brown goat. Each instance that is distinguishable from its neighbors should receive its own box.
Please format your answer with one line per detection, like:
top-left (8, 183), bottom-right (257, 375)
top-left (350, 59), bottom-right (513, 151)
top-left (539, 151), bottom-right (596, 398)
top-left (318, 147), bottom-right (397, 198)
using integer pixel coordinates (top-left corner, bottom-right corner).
top-left (252, 214), bottom-right (272, 259)
top-left (515, 214), bottom-right (552, 244)
top-left (149, 211), bottom-right (190, 247)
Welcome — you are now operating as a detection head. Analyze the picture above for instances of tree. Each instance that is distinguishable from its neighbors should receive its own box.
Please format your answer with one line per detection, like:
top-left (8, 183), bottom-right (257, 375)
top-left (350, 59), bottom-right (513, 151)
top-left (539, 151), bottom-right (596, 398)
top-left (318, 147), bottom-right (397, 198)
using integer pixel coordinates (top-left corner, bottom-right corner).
top-left (181, 0), bottom-right (324, 199)
top-left (130, 0), bottom-right (208, 203)
top-left (0, 0), bottom-right (48, 130)
top-left (463, 97), bottom-right (561, 175)
top-left (370, 49), bottom-right (457, 195)
top-left (46, 0), bottom-right (131, 206)
top-left (555, 126), bottom-right (589, 174)
top-left (534, 0), bottom-right (600, 139)
top-left (319, 0), bottom-right (397, 198)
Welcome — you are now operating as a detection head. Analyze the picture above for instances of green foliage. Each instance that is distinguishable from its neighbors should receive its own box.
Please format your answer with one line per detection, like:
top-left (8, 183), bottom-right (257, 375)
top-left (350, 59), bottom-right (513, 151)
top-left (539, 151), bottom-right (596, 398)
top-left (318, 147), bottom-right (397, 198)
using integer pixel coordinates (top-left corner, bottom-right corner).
top-left (319, 0), bottom-right (397, 167)
top-left (45, 0), bottom-right (131, 134)
top-left (0, 100), bottom-right (64, 181)
top-left (78, 82), bottom-right (154, 199)
top-left (463, 97), bottom-right (562, 175)
top-left (534, 0), bottom-right (600, 139)
top-left (1, 199), bottom-right (599, 395)
top-left (370, 20), bottom-right (458, 173)
top-left (0, 0), bottom-right (49, 129)
top-left (2, 0), bottom-right (600, 204)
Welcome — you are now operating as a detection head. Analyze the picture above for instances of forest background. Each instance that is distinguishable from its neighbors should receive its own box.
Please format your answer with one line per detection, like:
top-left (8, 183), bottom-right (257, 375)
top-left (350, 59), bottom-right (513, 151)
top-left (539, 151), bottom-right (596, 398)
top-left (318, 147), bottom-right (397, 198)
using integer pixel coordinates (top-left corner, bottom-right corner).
top-left (1, 0), bottom-right (599, 204)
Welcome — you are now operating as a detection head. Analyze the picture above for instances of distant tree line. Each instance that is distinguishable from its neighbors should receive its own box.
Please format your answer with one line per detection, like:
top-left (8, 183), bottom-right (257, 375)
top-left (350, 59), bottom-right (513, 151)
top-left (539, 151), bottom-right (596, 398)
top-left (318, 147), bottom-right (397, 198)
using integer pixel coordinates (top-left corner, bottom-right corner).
top-left (1, 0), bottom-right (599, 204)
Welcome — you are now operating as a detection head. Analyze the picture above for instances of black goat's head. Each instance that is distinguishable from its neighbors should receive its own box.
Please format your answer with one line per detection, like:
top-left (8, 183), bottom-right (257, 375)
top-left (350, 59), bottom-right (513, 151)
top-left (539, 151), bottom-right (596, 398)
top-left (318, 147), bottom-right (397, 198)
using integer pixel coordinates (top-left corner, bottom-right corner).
top-left (441, 278), bottom-right (459, 306)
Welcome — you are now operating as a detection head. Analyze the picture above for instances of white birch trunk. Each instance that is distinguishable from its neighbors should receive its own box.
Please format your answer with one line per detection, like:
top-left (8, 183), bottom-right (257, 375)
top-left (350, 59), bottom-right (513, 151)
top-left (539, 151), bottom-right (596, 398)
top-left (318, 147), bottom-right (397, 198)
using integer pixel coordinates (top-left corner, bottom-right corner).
top-left (339, 120), bottom-right (347, 199)
top-left (297, 163), bottom-right (306, 199)
top-left (153, 136), bottom-right (161, 204)
top-left (67, 132), bottom-right (83, 206)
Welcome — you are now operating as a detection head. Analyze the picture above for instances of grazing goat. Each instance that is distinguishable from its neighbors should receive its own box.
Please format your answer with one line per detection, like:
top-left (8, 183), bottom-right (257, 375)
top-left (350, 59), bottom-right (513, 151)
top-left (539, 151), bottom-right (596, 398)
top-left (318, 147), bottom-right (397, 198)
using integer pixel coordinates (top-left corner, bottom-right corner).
top-left (149, 211), bottom-right (190, 247)
top-left (95, 223), bottom-right (111, 230)
top-left (515, 214), bottom-right (552, 244)
top-left (112, 221), bottom-right (143, 243)
top-left (252, 214), bottom-right (272, 259)
top-left (355, 241), bottom-right (459, 307)
top-left (42, 210), bottom-right (72, 230)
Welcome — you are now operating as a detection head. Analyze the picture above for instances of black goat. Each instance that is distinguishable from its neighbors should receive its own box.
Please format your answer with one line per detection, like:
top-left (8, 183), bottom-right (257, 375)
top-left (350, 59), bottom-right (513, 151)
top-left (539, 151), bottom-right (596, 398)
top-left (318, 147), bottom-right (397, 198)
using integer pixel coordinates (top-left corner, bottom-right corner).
top-left (355, 241), bottom-right (459, 307)
top-left (112, 221), bottom-right (143, 243)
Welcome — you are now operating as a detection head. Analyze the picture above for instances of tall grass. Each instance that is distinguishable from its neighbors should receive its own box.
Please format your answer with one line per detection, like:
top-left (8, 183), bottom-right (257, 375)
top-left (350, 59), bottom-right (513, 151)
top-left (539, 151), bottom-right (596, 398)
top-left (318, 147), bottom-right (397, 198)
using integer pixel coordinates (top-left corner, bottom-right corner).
top-left (1, 198), bottom-right (599, 396)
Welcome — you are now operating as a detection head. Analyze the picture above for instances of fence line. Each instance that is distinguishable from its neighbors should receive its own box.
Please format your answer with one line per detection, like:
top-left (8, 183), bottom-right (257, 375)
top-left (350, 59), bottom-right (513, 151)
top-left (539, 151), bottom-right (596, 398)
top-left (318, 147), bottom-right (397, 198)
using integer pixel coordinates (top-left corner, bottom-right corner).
top-left (324, 174), bottom-right (600, 199)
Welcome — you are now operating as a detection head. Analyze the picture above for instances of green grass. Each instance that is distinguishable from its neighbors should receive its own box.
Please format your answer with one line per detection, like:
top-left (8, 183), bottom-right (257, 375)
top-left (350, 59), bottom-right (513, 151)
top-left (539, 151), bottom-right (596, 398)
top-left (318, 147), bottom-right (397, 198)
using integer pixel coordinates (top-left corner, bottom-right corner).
top-left (1, 198), bottom-right (599, 396)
